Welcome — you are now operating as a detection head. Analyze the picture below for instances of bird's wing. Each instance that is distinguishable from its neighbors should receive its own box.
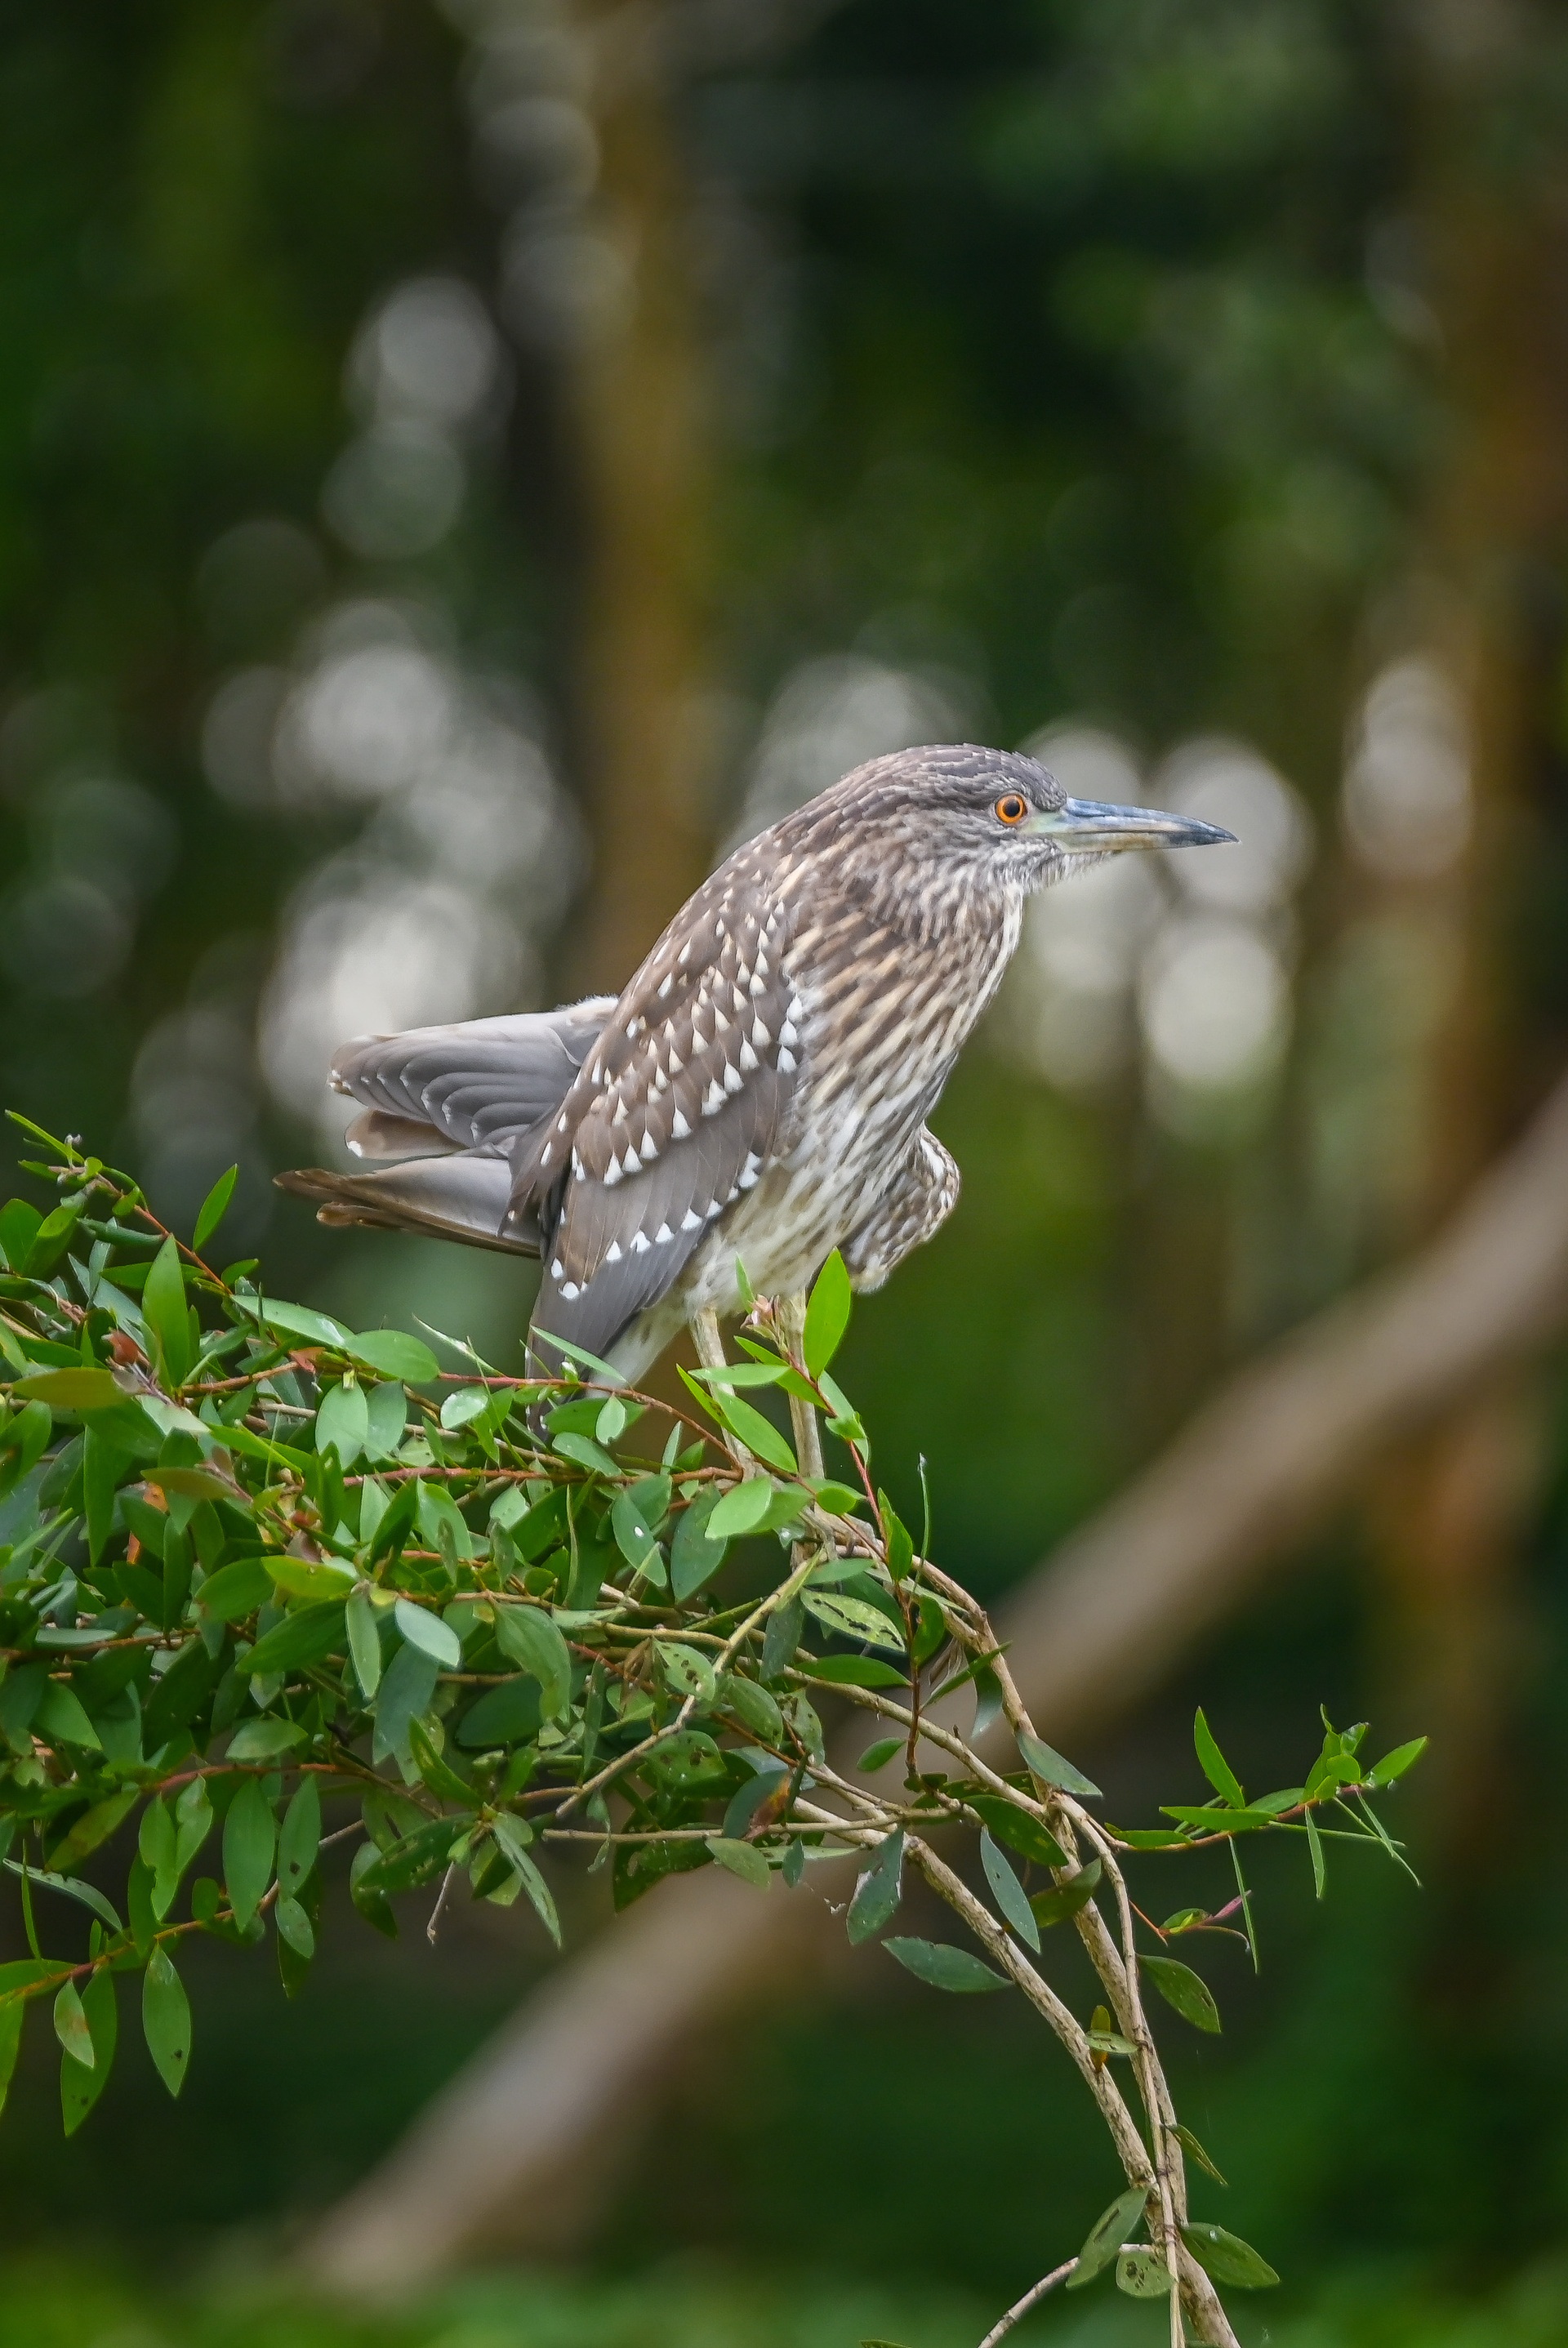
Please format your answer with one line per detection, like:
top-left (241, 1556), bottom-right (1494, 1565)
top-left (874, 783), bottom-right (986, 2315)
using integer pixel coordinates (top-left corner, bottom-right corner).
top-left (842, 1128), bottom-right (960, 1292)
top-left (274, 1154), bottom-right (529, 1253)
top-left (330, 1000), bottom-right (615, 1160)
top-left (512, 862), bottom-right (804, 1367)
top-left (276, 1000), bottom-right (617, 1253)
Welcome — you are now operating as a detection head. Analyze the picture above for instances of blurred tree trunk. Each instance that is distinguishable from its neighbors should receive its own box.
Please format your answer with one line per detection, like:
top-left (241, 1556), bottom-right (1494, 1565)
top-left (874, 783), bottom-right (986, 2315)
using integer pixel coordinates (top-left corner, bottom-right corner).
top-left (1363, 0), bottom-right (1568, 1830)
top-left (561, 1), bottom-right (715, 996)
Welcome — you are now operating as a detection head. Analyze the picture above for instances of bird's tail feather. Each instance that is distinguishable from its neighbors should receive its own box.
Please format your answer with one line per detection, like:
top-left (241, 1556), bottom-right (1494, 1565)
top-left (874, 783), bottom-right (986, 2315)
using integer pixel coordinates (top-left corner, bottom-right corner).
top-left (274, 1153), bottom-right (535, 1255)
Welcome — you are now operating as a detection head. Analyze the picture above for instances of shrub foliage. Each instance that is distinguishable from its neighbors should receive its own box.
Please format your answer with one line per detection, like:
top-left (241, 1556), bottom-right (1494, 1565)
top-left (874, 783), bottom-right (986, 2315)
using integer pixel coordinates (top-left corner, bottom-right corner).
top-left (0, 1116), bottom-right (1425, 2347)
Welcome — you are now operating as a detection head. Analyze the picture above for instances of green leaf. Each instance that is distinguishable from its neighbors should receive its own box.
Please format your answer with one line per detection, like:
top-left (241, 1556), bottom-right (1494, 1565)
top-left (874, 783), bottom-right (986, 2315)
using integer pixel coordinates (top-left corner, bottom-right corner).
top-left (192, 1165), bottom-right (238, 1254)
top-left (350, 1329), bottom-right (440, 1383)
top-left (0, 1197), bottom-right (42, 1273)
top-left (372, 1642), bottom-right (440, 1766)
top-left (198, 1557), bottom-right (274, 1621)
top-left (278, 1778), bottom-right (321, 1898)
top-left (858, 1735), bottom-right (902, 1772)
top-left (707, 1477), bottom-right (777, 1539)
top-left (80, 1424), bottom-right (122, 1566)
top-left (345, 1588), bottom-right (381, 1700)
top-left (802, 1591), bottom-right (904, 1653)
top-left (144, 1460), bottom-right (245, 1504)
top-left (847, 1828), bottom-right (905, 1945)
top-left (357, 1814), bottom-right (468, 1894)
top-left (48, 1788), bottom-right (137, 1876)
top-left (760, 1593), bottom-right (804, 1680)
top-left (274, 1895), bottom-right (315, 1960)
top-left (54, 1979), bottom-right (94, 2068)
top-left (27, 1196), bottom-right (85, 1276)
top-left (1180, 2222), bottom-right (1279, 2289)
top-left (349, 1841), bottom-right (398, 1940)
top-left (965, 1796), bottom-right (1067, 1871)
top-left (265, 1554), bottom-right (356, 1603)
top-left (491, 1816), bottom-right (561, 1947)
top-left (141, 1944), bottom-right (192, 2097)
top-left (1194, 1707), bottom-right (1246, 1807)
top-left (883, 1937), bottom-right (1009, 1993)
top-left (806, 1477), bottom-right (864, 1517)
top-left (875, 1490), bottom-right (914, 1585)
top-left (394, 1597), bottom-right (462, 1669)
top-left (225, 1718), bottom-right (307, 1762)
top-left (417, 1481), bottom-right (478, 1566)
top-left (409, 1718), bottom-right (474, 1803)
top-left (223, 1780), bottom-right (276, 1931)
top-left (657, 1640), bottom-right (716, 1704)
top-left (552, 1429), bottom-right (620, 1478)
top-left (706, 1836), bottom-right (770, 1887)
top-left (143, 1237), bottom-right (192, 1388)
top-left (1141, 1953), bottom-right (1221, 2034)
top-left (0, 1400), bottom-right (51, 1478)
top-left (0, 2001), bottom-right (26, 2122)
top-left (713, 1390), bottom-right (797, 1473)
top-left (1017, 1730), bottom-right (1100, 1800)
top-left (363, 1381), bottom-right (409, 1462)
top-left (980, 1829), bottom-right (1040, 1953)
top-left (1116, 2249), bottom-right (1173, 2299)
top-left (531, 1328), bottom-right (624, 1386)
top-left (1367, 1735), bottom-right (1428, 1787)
top-left (1173, 2123), bottom-right (1227, 2187)
top-left (238, 1600), bottom-right (346, 1676)
top-left (493, 1605), bottom-right (573, 1720)
top-left (1159, 1804), bottom-right (1275, 1834)
top-left (441, 1384), bottom-right (494, 1432)
top-left (803, 1250), bottom-right (852, 1376)
top-left (34, 1682), bottom-right (102, 1751)
top-left (717, 1674), bottom-right (782, 1741)
top-left (670, 1488), bottom-right (729, 1600)
top-left (1067, 2185), bottom-right (1151, 2289)
top-left (799, 1654), bottom-right (906, 1689)
top-left (1305, 1807), bottom-right (1326, 1899)
top-left (723, 1767), bottom-right (789, 1842)
top-left (6, 1858), bottom-right (122, 1937)
top-left (1029, 1860), bottom-right (1102, 1930)
top-left (316, 1378), bottom-right (370, 1467)
top-left (60, 1965), bottom-right (116, 2136)
top-left (11, 1366), bottom-right (124, 1411)
top-left (232, 1295), bottom-right (354, 1349)
top-left (611, 1485), bottom-right (662, 1575)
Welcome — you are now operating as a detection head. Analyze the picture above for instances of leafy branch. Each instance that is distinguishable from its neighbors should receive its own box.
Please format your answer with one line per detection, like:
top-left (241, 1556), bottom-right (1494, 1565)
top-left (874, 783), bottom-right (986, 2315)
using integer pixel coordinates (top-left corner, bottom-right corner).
top-left (0, 1115), bottom-right (1424, 2337)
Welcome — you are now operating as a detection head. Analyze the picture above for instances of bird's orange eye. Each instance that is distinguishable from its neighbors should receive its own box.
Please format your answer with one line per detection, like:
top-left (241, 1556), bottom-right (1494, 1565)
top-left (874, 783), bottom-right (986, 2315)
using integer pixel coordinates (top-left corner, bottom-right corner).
top-left (995, 793), bottom-right (1028, 826)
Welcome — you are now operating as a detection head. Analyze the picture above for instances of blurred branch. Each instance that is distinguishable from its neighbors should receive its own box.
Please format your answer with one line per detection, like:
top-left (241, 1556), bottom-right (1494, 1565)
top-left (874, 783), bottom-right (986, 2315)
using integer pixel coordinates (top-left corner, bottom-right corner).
top-left (301, 1067), bottom-right (1568, 2290)
top-left (558, 2), bottom-right (717, 992)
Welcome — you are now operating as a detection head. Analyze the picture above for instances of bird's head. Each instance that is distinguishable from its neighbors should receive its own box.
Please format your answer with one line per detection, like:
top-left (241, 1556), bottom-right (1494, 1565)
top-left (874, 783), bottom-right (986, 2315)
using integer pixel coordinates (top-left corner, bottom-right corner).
top-left (794, 743), bottom-right (1234, 914)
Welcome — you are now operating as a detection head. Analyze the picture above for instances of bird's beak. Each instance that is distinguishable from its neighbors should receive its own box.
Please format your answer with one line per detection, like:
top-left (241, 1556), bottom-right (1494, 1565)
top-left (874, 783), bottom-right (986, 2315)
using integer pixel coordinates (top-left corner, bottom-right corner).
top-left (1025, 797), bottom-right (1236, 853)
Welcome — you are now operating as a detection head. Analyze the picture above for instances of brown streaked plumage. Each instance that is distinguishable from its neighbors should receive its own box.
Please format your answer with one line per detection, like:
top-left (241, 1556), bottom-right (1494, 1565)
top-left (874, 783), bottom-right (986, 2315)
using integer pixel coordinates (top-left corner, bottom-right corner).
top-left (278, 743), bottom-right (1232, 1379)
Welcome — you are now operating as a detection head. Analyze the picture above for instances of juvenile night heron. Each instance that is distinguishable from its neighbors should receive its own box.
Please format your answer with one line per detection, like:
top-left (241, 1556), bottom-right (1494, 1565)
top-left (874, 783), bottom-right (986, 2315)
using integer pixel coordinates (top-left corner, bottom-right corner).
top-left (279, 745), bottom-right (1232, 1383)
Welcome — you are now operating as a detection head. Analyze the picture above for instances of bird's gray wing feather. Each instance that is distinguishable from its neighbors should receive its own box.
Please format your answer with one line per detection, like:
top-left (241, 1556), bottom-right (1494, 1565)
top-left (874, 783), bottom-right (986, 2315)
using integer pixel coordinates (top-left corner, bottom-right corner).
top-left (513, 853), bottom-right (804, 1366)
top-left (274, 1154), bottom-right (529, 1253)
top-left (330, 1000), bottom-right (615, 1156)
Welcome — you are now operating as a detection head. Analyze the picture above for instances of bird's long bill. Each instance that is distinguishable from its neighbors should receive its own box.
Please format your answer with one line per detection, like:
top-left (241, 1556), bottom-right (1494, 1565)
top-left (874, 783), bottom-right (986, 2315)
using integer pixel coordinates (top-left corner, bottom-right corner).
top-left (1026, 796), bottom-right (1236, 853)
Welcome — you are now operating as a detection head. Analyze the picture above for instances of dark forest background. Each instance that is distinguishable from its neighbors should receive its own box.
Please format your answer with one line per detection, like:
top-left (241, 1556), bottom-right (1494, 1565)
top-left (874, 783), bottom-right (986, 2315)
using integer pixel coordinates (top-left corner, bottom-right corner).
top-left (3, 2), bottom-right (1568, 2341)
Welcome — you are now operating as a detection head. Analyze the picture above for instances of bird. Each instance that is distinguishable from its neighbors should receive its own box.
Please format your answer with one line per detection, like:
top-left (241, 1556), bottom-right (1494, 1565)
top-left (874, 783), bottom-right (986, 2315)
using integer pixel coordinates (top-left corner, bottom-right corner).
top-left (278, 744), bottom-right (1232, 1389)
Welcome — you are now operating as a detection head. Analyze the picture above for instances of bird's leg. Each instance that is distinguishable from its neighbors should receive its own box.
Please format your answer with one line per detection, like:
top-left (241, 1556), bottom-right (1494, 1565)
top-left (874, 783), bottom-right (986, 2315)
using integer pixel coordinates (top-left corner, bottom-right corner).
top-left (688, 1307), bottom-right (755, 1473)
top-left (690, 1307), bottom-right (727, 1372)
top-left (774, 1291), bottom-right (825, 1480)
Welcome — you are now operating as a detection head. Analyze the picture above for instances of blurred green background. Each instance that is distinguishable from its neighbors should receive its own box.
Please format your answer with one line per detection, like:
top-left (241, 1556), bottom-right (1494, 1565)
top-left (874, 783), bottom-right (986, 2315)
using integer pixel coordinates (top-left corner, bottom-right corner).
top-left (3, 0), bottom-right (1568, 2340)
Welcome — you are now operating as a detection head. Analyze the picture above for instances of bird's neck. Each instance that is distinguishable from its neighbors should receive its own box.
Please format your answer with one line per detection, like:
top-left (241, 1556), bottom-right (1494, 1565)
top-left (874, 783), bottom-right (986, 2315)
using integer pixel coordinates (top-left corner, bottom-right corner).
top-left (835, 849), bottom-right (1024, 957)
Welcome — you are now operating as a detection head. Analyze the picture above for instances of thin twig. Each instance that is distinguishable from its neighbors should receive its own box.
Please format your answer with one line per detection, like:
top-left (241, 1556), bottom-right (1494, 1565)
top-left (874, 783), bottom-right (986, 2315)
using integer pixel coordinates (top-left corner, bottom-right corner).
top-left (975, 2257), bottom-right (1078, 2348)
